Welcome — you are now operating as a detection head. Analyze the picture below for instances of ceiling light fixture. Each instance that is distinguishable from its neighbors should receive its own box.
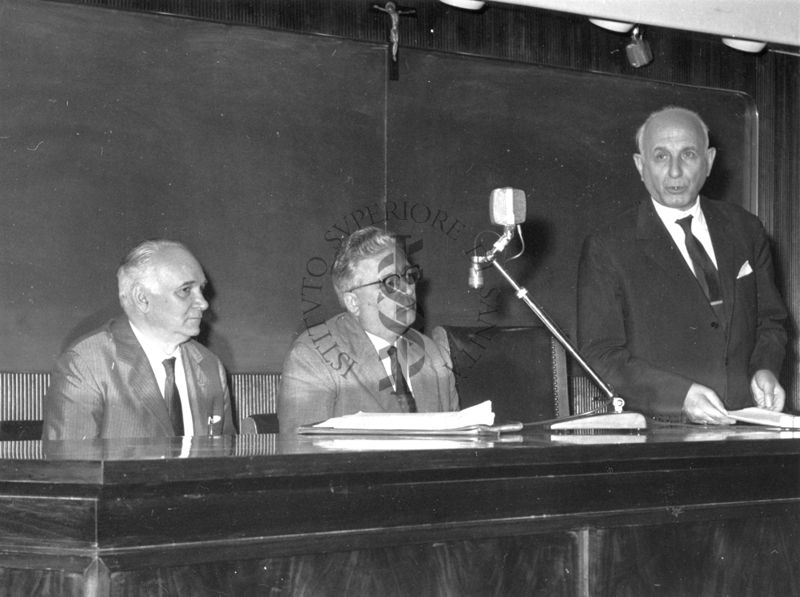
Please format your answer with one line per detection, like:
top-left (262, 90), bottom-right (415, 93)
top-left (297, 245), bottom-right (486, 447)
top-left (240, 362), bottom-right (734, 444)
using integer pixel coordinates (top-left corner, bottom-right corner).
top-left (721, 38), bottom-right (767, 53)
top-left (439, 0), bottom-right (486, 9)
top-left (588, 18), bottom-right (634, 34)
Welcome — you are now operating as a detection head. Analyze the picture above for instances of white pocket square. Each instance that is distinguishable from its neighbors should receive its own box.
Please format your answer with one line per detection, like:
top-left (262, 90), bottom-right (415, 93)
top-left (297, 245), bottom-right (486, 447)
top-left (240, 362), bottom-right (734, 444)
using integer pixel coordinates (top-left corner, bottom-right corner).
top-left (737, 260), bottom-right (753, 279)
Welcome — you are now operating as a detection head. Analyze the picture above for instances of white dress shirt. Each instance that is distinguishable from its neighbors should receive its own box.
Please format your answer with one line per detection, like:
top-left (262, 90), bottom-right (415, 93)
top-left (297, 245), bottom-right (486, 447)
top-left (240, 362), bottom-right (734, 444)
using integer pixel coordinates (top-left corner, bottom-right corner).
top-left (129, 323), bottom-right (195, 436)
top-left (365, 330), bottom-right (414, 393)
top-left (651, 197), bottom-right (719, 273)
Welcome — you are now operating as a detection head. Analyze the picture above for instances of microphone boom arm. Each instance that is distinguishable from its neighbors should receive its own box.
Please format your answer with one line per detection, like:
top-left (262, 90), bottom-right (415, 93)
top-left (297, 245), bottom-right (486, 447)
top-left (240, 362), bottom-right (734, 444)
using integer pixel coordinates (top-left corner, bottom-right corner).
top-left (472, 232), bottom-right (624, 413)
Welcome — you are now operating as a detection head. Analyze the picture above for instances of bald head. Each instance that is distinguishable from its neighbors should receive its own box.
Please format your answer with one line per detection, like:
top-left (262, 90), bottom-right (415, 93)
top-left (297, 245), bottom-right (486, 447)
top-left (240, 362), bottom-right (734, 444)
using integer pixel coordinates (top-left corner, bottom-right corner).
top-left (633, 107), bottom-right (716, 210)
top-left (117, 239), bottom-right (209, 349)
top-left (635, 107), bottom-right (710, 153)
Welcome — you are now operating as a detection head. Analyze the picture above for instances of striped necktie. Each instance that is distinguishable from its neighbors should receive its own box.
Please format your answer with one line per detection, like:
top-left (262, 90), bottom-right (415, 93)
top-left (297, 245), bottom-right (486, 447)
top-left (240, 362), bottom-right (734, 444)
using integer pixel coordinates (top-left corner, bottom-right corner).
top-left (387, 345), bottom-right (417, 413)
top-left (676, 215), bottom-right (725, 324)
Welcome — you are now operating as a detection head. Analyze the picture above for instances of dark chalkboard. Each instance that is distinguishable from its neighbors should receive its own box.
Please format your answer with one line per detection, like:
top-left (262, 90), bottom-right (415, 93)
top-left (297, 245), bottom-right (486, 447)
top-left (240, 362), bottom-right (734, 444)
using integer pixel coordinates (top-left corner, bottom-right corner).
top-left (386, 52), bottom-right (755, 345)
top-left (0, 0), bottom-right (385, 371)
top-left (0, 0), bottom-right (754, 372)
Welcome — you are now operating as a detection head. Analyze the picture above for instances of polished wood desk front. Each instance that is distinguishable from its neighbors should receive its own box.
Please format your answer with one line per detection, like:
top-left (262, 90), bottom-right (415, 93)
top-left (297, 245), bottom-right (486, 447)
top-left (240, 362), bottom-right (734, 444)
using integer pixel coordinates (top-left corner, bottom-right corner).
top-left (1, 425), bottom-right (799, 596)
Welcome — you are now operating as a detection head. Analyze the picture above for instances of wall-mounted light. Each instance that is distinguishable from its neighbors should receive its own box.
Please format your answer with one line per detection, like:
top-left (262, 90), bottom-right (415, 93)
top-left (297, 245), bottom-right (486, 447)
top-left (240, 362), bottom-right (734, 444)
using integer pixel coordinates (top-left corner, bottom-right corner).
top-left (439, 0), bottom-right (485, 9)
top-left (721, 38), bottom-right (767, 53)
top-left (626, 26), bottom-right (653, 67)
top-left (590, 18), bottom-right (653, 68)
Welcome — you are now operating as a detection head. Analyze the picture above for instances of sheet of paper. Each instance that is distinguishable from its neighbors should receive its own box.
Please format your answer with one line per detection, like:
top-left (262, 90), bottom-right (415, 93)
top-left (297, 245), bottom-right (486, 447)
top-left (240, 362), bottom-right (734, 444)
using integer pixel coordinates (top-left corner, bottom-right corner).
top-left (727, 407), bottom-right (800, 429)
top-left (310, 400), bottom-right (495, 431)
top-left (311, 438), bottom-right (489, 451)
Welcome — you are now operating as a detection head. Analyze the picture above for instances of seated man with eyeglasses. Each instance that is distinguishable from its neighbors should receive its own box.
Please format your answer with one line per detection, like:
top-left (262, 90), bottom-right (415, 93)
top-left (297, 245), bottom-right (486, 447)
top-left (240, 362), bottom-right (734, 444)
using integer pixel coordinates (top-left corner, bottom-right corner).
top-left (277, 226), bottom-right (459, 432)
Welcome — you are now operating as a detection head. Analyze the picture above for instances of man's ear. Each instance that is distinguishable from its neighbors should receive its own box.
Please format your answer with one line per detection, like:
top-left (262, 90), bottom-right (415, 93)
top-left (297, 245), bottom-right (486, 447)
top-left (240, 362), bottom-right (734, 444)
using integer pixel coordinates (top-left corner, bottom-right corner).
top-left (131, 283), bottom-right (150, 313)
top-left (343, 291), bottom-right (359, 316)
top-left (633, 153), bottom-right (644, 179)
top-left (705, 147), bottom-right (717, 174)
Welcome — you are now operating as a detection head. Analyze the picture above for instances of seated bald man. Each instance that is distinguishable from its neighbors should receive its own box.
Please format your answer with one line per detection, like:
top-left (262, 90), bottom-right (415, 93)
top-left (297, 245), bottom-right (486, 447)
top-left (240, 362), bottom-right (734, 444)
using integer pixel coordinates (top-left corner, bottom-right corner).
top-left (43, 239), bottom-right (235, 440)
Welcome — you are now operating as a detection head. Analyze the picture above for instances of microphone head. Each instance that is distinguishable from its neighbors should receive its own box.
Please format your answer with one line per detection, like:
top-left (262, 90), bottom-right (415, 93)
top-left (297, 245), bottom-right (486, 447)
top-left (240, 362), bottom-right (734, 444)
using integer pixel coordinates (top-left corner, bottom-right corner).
top-left (468, 256), bottom-right (484, 289)
top-left (489, 188), bottom-right (526, 227)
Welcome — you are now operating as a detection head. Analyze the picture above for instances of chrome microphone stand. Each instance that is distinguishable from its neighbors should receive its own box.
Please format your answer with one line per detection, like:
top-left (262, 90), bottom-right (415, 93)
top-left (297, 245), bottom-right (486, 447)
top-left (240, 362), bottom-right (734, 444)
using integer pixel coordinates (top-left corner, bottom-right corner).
top-left (471, 227), bottom-right (644, 429)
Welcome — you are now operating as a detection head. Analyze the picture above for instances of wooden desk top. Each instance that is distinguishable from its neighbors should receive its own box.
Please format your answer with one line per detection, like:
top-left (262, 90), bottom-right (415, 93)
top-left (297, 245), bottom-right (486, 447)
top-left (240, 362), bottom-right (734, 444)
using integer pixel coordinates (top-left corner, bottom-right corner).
top-left (2, 422), bottom-right (799, 486)
top-left (0, 423), bottom-right (798, 570)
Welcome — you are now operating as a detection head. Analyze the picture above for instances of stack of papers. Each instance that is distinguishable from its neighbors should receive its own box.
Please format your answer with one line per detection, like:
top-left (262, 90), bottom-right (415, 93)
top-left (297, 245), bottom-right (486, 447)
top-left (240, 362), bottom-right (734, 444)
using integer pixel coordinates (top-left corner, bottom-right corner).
top-left (297, 401), bottom-right (521, 436)
top-left (728, 407), bottom-right (800, 429)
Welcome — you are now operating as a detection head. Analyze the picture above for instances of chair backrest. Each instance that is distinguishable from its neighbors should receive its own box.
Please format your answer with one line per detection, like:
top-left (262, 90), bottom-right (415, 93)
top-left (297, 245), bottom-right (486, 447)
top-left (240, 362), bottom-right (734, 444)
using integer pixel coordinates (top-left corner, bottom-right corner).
top-left (0, 372), bottom-right (48, 441)
top-left (241, 413), bottom-right (280, 434)
top-left (0, 372), bottom-right (48, 420)
top-left (432, 325), bottom-right (569, 423)
top-left (0, 371), bottom-right (282, 437)
top-left (0, 420), bottom-right (43, 441)
top-left (229, 373), bottom-right (281, 431)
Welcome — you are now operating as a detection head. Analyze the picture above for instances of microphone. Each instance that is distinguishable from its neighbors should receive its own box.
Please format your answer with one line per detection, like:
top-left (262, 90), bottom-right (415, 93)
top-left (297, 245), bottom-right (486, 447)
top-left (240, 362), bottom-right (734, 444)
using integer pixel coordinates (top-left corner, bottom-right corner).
top-left (468, 188), bottom-right (527, 289)
top-left (465, 188), bottom-right (632, 424)
top-left (490, 187), bottom-right (526, 228)
top-left (468, 255), bottom-right (484, 289)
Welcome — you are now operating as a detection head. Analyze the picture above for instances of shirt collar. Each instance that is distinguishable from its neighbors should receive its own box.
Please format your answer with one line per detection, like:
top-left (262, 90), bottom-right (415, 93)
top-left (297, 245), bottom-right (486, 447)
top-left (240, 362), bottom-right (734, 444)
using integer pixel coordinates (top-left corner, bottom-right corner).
top-left (651, 196), bottom-right (705, 227)
top-left (365, 330), bottom-right (393, 359)
top-left (130, 321), bottom-right (181, 361)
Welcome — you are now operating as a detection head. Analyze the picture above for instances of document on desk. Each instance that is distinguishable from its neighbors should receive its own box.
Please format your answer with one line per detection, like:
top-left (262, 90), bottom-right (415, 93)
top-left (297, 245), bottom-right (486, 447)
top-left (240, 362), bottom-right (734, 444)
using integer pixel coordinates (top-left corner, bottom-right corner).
top-left (727, 407), bottom-right (800, 429)
top-left (297, 401), bottom-right (521, 436)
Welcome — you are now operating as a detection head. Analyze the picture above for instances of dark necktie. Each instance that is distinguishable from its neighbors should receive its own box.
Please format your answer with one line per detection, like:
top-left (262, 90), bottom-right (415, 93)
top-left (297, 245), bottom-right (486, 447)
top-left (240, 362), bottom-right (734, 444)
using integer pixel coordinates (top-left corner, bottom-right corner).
top-left (387, 345), bottom-right (417, 413)
top-left (676, 215), bottom-right (725, 321)
top-left (162, 357), bottom-right (184, 436)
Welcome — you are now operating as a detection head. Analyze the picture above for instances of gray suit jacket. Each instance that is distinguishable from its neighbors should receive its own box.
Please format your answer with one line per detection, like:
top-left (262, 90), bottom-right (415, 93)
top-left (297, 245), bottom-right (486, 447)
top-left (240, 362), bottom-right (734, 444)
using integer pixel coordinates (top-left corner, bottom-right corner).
top-left (578, 197), bottom-right (788, 419)
top-left (277, 312), bottom-right (459, 433)
top-left (42, 317), bottom-right (235, 439)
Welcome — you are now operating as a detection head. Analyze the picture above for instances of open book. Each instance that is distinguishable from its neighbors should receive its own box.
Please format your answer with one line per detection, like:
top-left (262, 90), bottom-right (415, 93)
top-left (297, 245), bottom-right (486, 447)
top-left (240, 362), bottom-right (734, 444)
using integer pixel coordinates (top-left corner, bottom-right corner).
top-left (727, 407), bottom-right (800, 429)
top-left (297, 401), bottom-right (522, 436)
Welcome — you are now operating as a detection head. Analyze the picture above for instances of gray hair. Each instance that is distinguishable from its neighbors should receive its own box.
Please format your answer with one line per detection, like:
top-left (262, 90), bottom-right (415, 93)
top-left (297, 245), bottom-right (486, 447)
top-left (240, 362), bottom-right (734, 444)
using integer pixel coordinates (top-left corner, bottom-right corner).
top-left (635, 106), bottom-right (710, 153)
top-left (331, 226), bottom-right (396, 305)
top-left (117, 239), bottom-right (187, 308)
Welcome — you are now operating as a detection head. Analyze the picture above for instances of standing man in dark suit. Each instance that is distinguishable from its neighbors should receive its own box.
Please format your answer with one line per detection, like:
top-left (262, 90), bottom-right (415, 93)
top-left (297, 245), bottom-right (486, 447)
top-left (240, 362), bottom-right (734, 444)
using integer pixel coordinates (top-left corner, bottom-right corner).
top-left (578, 106), bottom-right (788, 424)
top-left (43, 239), bottom-right (235, 439)
top-left (278, 226), bottom-right (458, 433)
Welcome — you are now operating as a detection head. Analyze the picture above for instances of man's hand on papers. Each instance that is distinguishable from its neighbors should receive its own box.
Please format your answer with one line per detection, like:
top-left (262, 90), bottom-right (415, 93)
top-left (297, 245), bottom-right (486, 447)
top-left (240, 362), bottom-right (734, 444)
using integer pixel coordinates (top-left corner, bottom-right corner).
top-left (682, 383), bottom-right (736, 425)
top-left (750, 369), bottom-right (785, 412)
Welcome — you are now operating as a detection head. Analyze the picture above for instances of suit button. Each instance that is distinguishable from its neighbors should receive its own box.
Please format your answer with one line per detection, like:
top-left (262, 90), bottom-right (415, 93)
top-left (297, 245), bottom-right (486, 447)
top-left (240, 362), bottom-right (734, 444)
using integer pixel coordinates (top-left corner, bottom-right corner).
top-left (711, 322), bottom-right (720, 329)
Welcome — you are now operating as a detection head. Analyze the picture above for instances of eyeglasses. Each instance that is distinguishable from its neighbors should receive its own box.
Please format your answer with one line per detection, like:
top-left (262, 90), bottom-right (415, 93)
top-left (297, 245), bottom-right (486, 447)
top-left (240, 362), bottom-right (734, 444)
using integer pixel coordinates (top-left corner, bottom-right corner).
top-left (347, 264), bottom-right (422, 295)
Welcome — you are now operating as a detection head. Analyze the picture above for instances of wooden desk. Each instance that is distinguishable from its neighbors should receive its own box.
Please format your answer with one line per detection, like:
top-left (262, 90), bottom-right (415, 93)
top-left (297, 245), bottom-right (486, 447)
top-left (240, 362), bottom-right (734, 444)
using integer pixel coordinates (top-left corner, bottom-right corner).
top-left (1, 425), bottom-right (799, 596)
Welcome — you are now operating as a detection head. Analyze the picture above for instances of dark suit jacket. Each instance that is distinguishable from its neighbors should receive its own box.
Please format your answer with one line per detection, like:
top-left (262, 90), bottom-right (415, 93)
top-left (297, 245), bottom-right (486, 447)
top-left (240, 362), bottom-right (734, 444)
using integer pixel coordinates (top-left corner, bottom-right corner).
top-left (277, 312), bottom-right (459, 433)
top-left (577, 197), bottom-right (788, 418)
top-left (42, 317), bottom-right (235, 439)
